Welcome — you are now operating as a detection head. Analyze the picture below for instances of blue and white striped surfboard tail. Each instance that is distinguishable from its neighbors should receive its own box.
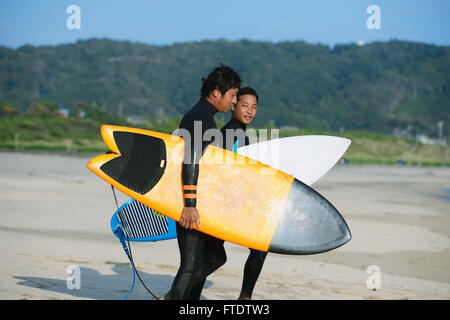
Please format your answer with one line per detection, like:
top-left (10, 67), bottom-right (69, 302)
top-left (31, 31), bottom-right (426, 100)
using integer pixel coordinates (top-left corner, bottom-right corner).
top-left (111, 199), bottom-right (177, 242)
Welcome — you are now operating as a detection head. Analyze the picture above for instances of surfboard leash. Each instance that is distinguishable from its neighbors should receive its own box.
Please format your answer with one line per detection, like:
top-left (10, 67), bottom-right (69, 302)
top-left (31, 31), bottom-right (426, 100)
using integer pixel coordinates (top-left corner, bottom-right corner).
top-left (110, 185), bottom-right (160, 300)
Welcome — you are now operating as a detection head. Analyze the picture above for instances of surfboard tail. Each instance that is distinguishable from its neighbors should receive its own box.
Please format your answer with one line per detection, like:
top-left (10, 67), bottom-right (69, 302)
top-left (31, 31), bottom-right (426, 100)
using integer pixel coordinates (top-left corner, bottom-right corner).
top-left (111, 199), bottom-right (177, 242)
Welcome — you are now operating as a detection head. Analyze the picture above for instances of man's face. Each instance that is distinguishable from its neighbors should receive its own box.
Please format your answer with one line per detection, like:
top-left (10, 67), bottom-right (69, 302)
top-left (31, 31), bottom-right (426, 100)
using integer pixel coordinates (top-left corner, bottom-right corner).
top-left (232, 94), bottom-right (257, 125)
top-left (214, 88), bottom-right (238, 113)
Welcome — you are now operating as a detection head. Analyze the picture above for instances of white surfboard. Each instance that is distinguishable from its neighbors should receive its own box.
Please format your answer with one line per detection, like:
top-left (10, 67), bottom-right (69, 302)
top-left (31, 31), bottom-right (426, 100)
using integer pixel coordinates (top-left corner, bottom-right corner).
top-left (237, 135), bottom-right (351, 186)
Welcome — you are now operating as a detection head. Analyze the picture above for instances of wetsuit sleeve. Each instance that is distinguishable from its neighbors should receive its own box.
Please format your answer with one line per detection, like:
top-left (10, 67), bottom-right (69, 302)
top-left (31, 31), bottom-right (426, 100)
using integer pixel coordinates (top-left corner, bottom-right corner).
top-left (182, 162), bottom-right (199, 207)
top-left (181, 117), bottom-right (215, 207)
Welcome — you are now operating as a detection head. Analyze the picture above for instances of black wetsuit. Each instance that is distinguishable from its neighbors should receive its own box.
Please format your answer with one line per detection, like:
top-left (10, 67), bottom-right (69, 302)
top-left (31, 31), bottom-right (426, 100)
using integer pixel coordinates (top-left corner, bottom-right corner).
top-left (221, 118), bottom-right (268, 299)
top-left (219, 118), bottom-right (249, 150)
top-left (164, 99), bottom-right (226, 300)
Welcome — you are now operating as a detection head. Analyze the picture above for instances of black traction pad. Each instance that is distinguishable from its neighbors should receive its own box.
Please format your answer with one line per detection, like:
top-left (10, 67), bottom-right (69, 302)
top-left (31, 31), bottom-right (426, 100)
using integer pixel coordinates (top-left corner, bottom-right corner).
top-left (100, 131), bottom-right (167, 195)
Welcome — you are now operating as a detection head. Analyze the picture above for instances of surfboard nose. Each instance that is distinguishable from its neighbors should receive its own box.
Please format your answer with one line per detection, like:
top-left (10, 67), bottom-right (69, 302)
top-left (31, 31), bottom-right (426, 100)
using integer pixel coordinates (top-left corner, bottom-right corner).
top-left (269, 179), bottom-right (351, 255)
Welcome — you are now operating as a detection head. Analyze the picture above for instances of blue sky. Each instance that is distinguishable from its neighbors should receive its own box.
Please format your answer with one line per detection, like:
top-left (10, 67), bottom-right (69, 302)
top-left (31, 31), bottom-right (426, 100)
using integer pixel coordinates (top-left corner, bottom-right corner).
top-left (0, 0), bottom-right (449, 48)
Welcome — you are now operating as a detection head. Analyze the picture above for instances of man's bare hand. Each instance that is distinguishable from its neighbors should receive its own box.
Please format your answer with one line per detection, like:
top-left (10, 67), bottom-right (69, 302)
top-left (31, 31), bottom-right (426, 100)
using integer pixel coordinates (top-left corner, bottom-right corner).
top-left (179, 207), bottom-right (200, 230)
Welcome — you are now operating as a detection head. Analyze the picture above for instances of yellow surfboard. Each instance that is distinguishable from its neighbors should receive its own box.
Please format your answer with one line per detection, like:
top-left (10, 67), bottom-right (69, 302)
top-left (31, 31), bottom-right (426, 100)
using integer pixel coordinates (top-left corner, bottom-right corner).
top-left (87, 125), bottom-right (351, 254)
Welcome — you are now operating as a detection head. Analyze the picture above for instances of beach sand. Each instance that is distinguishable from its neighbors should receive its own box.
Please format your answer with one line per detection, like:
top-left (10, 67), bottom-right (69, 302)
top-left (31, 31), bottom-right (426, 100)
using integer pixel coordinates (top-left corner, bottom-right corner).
top-left (0, 151), bottom-right (449, 300)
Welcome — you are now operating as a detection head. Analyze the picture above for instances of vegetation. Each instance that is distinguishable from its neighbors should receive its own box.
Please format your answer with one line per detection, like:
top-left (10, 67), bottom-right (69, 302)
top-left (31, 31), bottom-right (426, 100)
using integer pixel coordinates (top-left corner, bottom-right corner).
top-left (0, 38), bottom-right (448, 165)
top-left (0, 39), bottom-right (449, 139)
top-left (0, 102), bottom-right (448, 166)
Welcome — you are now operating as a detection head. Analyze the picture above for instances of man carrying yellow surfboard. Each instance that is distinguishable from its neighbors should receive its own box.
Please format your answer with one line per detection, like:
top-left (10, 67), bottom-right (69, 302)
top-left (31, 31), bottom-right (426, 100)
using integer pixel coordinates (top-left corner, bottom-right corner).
top-left (163, 64), bottom-right (241, 300)
top-left (185, 87), bottom-right (261, 300)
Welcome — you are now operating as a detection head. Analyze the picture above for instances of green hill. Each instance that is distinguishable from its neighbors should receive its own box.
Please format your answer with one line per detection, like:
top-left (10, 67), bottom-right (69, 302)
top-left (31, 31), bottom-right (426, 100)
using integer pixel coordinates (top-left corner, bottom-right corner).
top-left (0, 38), bottom-right (449, 140)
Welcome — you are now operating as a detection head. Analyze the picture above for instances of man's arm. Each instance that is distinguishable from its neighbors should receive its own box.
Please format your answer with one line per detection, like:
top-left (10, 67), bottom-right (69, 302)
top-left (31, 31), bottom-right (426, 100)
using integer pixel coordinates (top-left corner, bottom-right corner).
top-left (179, 118), bottom-right (214, 229)
top-left (180, 162), bottom-right (200, 229)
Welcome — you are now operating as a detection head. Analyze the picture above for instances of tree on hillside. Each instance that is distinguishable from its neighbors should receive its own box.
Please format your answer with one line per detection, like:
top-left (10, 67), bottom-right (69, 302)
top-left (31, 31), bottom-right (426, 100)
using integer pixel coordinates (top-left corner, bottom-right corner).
top-left (28, 101), bottom-right (64, 118)
top-left (0, 104), bottom-right (21, 117)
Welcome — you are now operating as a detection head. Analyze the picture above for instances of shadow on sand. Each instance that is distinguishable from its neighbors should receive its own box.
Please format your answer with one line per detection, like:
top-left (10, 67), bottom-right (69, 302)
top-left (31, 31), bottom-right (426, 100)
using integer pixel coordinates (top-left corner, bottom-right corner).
top-left (14, 261), bottom-right (212, 300)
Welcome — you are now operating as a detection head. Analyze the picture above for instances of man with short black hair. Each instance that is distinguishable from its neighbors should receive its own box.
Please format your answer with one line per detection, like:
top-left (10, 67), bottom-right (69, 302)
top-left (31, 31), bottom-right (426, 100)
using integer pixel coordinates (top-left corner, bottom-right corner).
top-left (164, 64), bottom-right (241, 300)
top-left (221, 87), bottom-right (258, 150)
top-left (185, 86), bottom-right (261, 300)
top-left (219, 87), bottom-right (267, 300)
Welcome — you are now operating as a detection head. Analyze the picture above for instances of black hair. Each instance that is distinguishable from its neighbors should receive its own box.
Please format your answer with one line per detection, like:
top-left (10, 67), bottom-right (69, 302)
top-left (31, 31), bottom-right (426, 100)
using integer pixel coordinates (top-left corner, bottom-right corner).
top-left (237, 87), bottom-right (258, 103)
top-left (201, 64), bottom-right (242, 99)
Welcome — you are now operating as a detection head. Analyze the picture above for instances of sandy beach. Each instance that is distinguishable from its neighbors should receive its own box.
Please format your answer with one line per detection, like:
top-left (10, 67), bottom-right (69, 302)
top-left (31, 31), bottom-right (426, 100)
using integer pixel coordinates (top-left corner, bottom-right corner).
top-left (0, 151), bottom-right (449, 300)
